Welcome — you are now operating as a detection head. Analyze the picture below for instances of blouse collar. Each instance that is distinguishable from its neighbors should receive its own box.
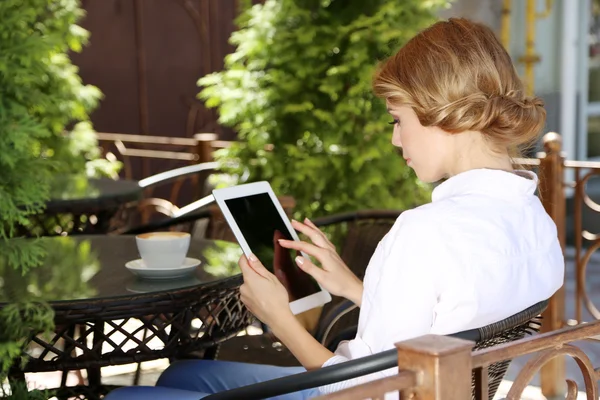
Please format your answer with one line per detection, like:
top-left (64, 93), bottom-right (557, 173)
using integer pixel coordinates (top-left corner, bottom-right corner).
top-left (431, 169), bottom-right (538, 203)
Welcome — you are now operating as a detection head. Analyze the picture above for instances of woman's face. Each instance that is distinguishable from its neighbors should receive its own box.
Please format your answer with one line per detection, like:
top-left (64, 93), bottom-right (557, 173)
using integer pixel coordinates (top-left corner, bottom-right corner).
top-left (386, 101), bottom-right (452, 183)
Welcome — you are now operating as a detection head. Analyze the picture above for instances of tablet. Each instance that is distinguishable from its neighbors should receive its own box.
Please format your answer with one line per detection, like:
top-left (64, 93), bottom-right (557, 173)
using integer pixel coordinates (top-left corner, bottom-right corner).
top-left (212, 181), bottom-right (332, 315)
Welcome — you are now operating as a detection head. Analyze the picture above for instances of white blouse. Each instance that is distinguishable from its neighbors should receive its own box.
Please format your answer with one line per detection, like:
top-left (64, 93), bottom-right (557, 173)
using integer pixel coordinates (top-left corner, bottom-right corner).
top-left (318, 169), bottom-right (564, 398)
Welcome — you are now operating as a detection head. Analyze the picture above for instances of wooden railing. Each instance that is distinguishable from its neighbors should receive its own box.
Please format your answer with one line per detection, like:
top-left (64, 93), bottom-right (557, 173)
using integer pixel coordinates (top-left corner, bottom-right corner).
top-left (513, 132), bottom-right (600, 397)
top-left (515, 132), bottom-right (600, 329)
top-left (96, 132), bottom-right (232, 216)
top-left (96, 132), bottom-right (231, 180)
top-left (568, 159), bottom-right (600, 324)
top-left (314, 319), bottom-right (600, 400)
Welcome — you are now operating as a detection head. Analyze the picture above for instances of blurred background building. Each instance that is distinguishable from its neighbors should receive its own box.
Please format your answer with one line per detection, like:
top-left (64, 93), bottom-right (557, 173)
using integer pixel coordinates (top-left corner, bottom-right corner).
top-left (72, 0), bottom-right (598, 161)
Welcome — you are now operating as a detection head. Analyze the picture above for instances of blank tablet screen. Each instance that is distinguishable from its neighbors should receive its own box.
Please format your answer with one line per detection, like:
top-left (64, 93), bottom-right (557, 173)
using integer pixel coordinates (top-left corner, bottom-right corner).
top-left (224, 193), bottom-right (322, 300)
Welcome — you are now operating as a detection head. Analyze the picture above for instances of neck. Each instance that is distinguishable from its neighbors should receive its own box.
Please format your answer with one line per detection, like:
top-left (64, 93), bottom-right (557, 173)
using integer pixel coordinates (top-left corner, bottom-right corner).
top-left (446, 131), bottom-right (513, 178)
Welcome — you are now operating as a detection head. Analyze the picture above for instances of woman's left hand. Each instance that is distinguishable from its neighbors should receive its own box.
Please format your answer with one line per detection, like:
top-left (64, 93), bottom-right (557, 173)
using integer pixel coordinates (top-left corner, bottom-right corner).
top-left (238, 253), bottom-right (294, 328)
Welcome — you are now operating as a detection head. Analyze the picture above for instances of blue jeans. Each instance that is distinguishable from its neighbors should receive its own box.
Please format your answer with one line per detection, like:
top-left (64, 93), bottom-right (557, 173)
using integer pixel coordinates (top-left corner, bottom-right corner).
top-left (104, 360), bottom-right (321, 400)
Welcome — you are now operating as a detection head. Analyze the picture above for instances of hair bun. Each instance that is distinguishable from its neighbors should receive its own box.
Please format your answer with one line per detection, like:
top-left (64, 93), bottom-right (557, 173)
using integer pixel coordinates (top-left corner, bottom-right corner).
top-left (372, 18), bottom-right (550, 155)
top-left (522, 96), bottom-right (545, 109)
top-left (424, 91), bottom-right (546, 151)
top-left (475, 93), bottom-right (546, 149)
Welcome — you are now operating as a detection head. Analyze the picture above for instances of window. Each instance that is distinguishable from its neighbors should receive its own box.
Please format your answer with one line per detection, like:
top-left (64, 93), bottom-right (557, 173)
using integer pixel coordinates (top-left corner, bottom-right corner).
top-left (590, 0), bottom-right (600, 102)
top-left (586, 0), bottom-right (600, 157)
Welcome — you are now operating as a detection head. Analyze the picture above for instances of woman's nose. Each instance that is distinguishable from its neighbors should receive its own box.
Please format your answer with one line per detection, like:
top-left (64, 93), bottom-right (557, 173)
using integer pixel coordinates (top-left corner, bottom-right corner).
top-left (391, 130), bottom-right (402, 147)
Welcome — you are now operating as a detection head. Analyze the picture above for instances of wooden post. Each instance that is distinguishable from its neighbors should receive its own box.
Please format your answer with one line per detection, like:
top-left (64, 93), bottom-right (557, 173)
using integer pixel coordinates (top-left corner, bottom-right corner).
top-left (194, 132), bottom-right (219, 163)
top-left (537, 131), bottom-right (566, 397)
top-left (396, 334), bottom-right (473, 400)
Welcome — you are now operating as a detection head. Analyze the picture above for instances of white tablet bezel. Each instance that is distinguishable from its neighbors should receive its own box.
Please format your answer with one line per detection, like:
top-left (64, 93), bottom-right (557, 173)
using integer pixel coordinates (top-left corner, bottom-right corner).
top-left (212, 181), bottom-right (331, 315)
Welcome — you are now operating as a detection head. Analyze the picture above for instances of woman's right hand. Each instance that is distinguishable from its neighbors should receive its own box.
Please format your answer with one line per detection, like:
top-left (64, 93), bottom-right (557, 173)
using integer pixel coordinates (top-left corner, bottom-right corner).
top-left (277, 218), bottom-right (363, 306)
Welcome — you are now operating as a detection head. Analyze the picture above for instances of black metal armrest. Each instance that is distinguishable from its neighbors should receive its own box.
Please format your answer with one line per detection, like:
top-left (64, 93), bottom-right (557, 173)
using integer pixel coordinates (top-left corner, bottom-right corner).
top-left (201, 327), bottom-right (483, 400)
top-left (202, 348), bottom-right (398, 400)
top-left (201, 298), bottom-right (546, 400)
top-left (311, 210), bottom-right (403, 228)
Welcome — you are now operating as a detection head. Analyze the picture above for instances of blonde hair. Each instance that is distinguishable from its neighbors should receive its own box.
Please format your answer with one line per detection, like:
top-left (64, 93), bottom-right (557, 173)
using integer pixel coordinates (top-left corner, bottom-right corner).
top-left (373, 18), bottom-right (546, 155)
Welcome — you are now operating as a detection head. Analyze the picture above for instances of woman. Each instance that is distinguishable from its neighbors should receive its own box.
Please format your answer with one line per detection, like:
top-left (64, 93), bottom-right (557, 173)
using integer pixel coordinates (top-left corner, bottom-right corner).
top-left (106, 17), bottom-right (564, 400)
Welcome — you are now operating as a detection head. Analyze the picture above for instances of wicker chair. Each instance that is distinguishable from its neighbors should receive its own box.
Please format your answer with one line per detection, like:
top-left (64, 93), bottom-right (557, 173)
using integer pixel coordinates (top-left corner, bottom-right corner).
top-left (201, 299), bottom-right (547, 400)
top-left (211, 210), bottom-right (402, 365)
top-left (121, 195), bottom-right (214, 236)
top-left (111, 162), bottom-right (218, 234)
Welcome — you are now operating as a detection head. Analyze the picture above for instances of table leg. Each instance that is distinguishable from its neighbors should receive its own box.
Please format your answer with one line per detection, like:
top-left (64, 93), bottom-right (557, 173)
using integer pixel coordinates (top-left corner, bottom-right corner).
top-left (133, 324), bottom-right (150, 386)
top-left (86, 321), bottom-right (104, 387)
top-left (7, 366), bottom-right (26, 393)
top-left (92, 208), bottom-right (120, 234)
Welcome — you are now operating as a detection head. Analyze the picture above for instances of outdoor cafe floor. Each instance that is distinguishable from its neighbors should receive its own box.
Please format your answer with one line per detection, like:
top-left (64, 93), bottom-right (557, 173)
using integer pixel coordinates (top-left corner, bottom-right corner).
top-left (18, 246), bottom-right (600, 399)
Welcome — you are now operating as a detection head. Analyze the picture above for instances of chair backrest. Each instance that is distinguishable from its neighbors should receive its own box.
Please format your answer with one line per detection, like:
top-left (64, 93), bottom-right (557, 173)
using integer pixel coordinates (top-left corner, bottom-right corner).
top-left (202, 299), bottom-right (548, 400)
top-left (311, 210), bottom-right (402, 336)
top-left (96, 132), bottom-right (230, 180)
top-left (312, 210), bottom-right (402, 276)
top-left (121, 195), bottom-right (214, 235)
top-left (317, 300), bottom-right (548, 400)
top-left (138, 161), bottom-right (218, 201)
top-left (111, 162), bottom-right (217, 232)
top-left (455, 299), bottom-right (548, 399)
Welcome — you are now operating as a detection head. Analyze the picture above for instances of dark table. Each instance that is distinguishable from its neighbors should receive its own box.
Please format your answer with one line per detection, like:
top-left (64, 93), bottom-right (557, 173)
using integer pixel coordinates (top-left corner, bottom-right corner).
top-left (1, 235), bottom-right (252, 398)
top-left (47, 175), bottom-right (141, 211)
top-left (22, 175), bottom-right (143, 236)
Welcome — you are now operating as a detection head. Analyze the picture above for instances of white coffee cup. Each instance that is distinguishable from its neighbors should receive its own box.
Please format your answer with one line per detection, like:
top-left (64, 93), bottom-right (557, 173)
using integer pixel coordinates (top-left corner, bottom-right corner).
top-left (135, 231), bottom-right (191, 269)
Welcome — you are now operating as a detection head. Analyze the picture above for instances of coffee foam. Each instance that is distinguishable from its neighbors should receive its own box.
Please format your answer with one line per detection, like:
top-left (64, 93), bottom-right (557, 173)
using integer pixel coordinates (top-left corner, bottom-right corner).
top-left (137, 232), bottom-right (190, 240)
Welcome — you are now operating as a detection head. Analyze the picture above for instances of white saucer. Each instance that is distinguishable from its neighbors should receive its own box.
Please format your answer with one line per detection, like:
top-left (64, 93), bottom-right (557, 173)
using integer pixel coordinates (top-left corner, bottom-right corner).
top-left (125, 258), bottom-right (201, 280)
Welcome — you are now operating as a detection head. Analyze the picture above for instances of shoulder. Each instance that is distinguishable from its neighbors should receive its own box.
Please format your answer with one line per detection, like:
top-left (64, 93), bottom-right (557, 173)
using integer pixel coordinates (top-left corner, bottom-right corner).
top-left (393, 202), bottom-right (449, 236)
top-left (399, 203), bottom-right (442, 224)
top-left (383, 205), bottom-right (447, 257)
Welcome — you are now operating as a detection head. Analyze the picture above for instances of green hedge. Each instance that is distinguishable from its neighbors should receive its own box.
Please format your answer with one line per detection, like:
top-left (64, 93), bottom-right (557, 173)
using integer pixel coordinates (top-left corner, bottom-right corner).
top-left (0, 1), bottom-right (117, 395)
top-left (199, 0), bottom-right (450, 220)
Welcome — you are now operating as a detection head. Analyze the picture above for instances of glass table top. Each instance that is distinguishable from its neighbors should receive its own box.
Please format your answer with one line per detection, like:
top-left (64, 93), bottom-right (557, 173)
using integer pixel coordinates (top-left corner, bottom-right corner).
top-left (48, 175), bottom-right (142, 206)
top-left (0, 235), bottom-right (243, 305)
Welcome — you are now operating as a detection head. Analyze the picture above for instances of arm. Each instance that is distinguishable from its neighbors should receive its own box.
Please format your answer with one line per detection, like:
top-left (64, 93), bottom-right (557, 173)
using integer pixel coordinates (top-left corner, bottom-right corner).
top-left (318, 211), bottom-right (442, 393)
top-left (342, 278), bottom-right (363, 307)
top-left (270, 314), bottom-right (334, 370)
top-left (237, 254), bottom-right (335, 370)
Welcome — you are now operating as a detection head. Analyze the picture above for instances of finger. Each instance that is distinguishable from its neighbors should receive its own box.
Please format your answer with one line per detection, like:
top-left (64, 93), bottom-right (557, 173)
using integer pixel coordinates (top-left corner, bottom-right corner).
top-left (291, 219), bottom-right (321, 239)
top-left (303, 218), bottom-right (335, 248)
top-left (277, 239), bottom-right (327, 259)
top-left (291, 220), bottom-right (330, 248)
top-left (294, 255), bottom-right (326, 282)
top-left (238, 254), bottom-right (267, 279)
top-left (246, 253), bottom-right (273, 279)
top-left (303, 218), bottom-right (318, 229)
top-left (239, 282), bottom-right (248, 297)
top-left (238, 255), bottom-right (255, 278)
top-left (296, 218), bottom-right (334, 250)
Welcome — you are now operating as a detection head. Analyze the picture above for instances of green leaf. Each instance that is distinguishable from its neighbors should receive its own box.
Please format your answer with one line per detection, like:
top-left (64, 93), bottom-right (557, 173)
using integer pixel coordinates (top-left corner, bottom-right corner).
top-left (198, 0), bottom-right (445, 222)
top-left (0, 0), bottom-right (122, 383)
